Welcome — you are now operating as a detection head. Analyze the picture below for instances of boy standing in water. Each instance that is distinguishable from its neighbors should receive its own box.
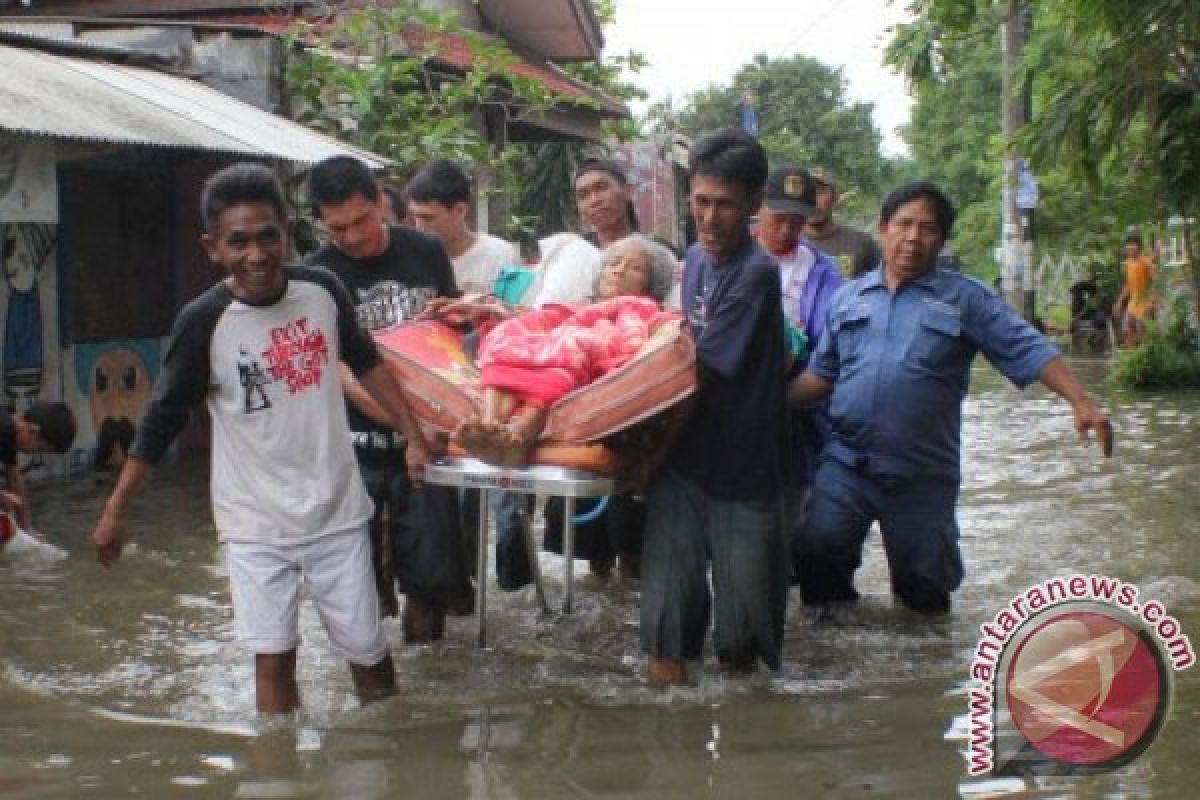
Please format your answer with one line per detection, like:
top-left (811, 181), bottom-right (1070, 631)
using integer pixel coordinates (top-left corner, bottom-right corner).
top-left (92, 163), bottom-right (430, 713)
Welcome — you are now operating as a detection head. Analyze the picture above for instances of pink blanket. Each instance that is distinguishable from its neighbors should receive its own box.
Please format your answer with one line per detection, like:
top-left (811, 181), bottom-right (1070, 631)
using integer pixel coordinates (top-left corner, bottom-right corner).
top-left (478, 296), bottom-right (675, 408)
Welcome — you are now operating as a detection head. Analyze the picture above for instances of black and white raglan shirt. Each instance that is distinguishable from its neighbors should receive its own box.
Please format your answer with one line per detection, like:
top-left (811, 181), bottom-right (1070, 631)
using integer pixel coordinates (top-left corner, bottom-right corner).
top-left (129, 267), bottom-right (380, 545)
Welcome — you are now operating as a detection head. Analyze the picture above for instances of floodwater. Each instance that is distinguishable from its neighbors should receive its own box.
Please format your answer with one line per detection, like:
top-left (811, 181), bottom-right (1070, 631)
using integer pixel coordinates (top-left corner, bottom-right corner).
top-left (2, 356), bottom-right (1198, 798)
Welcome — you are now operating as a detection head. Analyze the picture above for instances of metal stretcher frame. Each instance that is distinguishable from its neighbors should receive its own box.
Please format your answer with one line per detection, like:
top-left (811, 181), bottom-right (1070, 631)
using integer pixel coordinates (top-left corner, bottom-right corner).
top-left (423, 457), bottom-right (617, 648)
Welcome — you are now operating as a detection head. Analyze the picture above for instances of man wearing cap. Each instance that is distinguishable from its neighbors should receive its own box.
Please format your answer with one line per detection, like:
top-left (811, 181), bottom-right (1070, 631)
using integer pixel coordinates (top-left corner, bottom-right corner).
top-left (756, 167), bottom-right (843, 584)
top-left (804, 168), bottom-right (882, 279)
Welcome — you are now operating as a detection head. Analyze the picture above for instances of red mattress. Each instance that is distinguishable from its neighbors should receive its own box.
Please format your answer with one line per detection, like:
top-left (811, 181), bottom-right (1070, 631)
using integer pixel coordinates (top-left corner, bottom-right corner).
top-left (372, 318), bottom-right (697, 468)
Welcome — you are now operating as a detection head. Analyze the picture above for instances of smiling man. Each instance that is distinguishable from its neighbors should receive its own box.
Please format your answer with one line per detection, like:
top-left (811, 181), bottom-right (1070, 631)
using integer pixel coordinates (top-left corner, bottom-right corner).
top-left (640, 128), bottom-right (791, 686)
top-left (789, 181), bottom-right (1113, 618)
top-left (92, 163), bottom-right (430, 714)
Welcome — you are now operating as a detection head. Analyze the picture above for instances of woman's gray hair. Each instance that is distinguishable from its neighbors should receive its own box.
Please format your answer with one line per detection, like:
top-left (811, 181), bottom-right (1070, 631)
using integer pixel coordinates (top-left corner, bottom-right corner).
top-left (595, 234), bottom-right (678, 303)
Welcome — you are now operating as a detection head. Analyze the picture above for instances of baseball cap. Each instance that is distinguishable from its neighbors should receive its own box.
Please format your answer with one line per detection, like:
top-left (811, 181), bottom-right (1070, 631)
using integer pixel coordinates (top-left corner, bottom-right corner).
top-left (764, 166), bottom-right (817, 216)
top-left (810, 167), bottom-right (837, 189)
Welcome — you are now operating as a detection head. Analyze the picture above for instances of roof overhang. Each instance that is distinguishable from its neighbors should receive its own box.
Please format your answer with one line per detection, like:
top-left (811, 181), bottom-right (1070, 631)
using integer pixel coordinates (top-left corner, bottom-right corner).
top-left (0, 36), bottom-right (387, 167)
top-left (476, 0), bottom-right (603, 62)
top-left (403, 23), bottom-right (628, 125)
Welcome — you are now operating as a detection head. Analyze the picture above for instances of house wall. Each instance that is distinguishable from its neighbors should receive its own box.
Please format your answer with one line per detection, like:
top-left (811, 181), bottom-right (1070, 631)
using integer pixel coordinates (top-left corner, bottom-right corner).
top-left (613, 139), bottom-right (686, 251)
top-left (0, 133), bottom-right (239, 476)
top-left (78, 25), bottom-right (283, 111)
top-left (0, 136), bottom-right (72, 475)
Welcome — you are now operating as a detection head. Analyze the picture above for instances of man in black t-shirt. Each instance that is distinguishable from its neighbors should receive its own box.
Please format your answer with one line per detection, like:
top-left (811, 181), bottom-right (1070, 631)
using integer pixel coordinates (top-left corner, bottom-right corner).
top-left (641, 129), bottom-right (791, 686)
top-left (0, 402), bottom-right (76, 532)
top-left (306, 156), bottom-right (468, 643)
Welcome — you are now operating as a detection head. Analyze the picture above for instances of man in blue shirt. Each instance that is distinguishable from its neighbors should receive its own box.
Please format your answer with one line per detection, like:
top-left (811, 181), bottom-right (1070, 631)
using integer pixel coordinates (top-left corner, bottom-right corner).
top-left (789, 181), bottom-right (1113, 616)
top-left (641, 128), bottom-right (790, 686)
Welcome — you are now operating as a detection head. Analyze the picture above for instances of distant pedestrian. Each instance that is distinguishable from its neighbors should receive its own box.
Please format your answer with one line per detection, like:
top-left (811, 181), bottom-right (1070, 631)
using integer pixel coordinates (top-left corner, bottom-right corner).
top-left (803, 168), bottom-right (882, 278)
top-left (735, 89), bottom-right (760, 138)
top-left (1114, 232), bottom-right (1155, 348)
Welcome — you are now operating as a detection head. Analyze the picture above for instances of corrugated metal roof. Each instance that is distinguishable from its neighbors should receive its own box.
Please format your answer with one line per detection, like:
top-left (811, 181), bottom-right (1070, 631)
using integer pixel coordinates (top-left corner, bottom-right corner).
top-left (0, 41), bottom-right (388, 167)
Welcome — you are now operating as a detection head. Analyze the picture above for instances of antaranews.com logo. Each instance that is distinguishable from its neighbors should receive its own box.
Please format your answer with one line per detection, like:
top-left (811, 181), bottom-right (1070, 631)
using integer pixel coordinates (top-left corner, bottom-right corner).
top-left (966, 574), bottom-right (1195, 776)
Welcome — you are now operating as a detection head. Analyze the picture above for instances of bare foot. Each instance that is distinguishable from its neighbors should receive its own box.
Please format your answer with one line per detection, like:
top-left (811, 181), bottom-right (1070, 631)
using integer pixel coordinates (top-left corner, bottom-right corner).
top-left (504, 406), bottom-right (547, 466)
top-left (646, 657), bottom-right (687, 687)
top-left (456, 417), bottom-right (501, 464)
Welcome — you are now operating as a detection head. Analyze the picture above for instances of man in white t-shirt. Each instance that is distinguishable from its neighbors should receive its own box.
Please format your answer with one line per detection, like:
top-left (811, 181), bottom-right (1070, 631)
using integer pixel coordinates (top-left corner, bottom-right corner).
top-left (92, 164), bottom-right (431, 714)
top-left (407, 160), bottom-right (520, 295)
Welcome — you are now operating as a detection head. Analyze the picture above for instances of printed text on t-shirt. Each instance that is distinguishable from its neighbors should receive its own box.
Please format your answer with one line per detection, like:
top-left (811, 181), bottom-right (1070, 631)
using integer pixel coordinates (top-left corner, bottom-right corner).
top-left (262, 318), bottom-right (329, 394)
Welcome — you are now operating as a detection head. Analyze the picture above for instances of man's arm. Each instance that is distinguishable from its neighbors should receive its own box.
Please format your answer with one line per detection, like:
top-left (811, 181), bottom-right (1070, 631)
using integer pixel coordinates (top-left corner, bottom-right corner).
top-left (5, 463), bottom-right (32, 529)
top-left (1038, 357), bottom-right (1114, 456)
top-left (355, 364), bottom-right (432, 486)
top-left (93, 456), bottom-right (152, 566)
top-left (788, 371), bottom-right (834, 408)
top-left (338, 363), bottom-right (396, 429)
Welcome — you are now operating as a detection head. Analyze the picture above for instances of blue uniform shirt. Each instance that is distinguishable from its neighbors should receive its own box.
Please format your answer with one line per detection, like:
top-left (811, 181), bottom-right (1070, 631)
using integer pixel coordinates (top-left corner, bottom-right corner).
top-left (809, 266), bottom-right (1059, 481)
top-left (669, 237), bottom-right (790, 501)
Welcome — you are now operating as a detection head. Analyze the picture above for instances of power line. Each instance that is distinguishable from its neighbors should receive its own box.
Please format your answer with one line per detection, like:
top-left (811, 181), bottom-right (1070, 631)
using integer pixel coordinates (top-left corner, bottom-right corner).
top-left (775, 0), bottom-right (848, 56)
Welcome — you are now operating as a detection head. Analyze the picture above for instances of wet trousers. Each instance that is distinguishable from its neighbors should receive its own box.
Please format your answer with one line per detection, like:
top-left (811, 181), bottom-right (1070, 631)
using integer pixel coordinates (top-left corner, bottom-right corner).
top-left (640, 470), bottom-right (789, 670)
top-left (357, 448), bottom-right (472, 611)
top-left (796, 458), bottom-right (964, 614)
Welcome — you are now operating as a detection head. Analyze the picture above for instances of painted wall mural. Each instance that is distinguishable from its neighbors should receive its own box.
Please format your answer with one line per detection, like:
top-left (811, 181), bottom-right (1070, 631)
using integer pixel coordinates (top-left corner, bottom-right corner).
top-left (0, 138), bottom-right (175, 476)
top-left (73, 341), bottom-right (161, 469)
top-left (1, 223), bottom-right (54, 411)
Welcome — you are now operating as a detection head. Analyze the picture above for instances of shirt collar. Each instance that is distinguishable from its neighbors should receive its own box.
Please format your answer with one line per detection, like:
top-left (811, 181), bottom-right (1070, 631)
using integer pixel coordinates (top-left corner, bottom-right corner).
top-left (857, 263), bottom-right (941, 295)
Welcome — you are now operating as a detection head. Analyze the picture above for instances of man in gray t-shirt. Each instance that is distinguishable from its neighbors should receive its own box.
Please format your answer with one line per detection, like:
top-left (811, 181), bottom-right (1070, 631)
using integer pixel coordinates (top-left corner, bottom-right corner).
top-left (803, 168), bottom-right (882, 279)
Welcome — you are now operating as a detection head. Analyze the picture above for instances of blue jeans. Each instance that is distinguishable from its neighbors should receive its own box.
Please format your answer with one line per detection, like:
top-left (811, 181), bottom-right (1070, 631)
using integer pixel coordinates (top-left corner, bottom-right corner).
top-left (462, 489), bottom-right (534, 591)
top-left (640, 470), bottom-right (788, 669)
top-left (797, 458), bottom-right (964, 614)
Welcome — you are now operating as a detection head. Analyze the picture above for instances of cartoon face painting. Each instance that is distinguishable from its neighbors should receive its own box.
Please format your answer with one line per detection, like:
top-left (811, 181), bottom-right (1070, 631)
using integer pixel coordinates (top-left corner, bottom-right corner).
top-left (89, 348), bottom-right (154, 468)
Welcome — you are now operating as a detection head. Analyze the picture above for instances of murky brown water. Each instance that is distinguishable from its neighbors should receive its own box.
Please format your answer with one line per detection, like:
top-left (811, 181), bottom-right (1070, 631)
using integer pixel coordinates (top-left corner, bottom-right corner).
top-left (2, 356), bottom-right (1198, 798)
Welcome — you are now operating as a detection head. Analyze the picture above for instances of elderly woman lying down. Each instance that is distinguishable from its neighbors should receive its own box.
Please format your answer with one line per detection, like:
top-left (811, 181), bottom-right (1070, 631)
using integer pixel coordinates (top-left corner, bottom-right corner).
top-left (426, 234), bottom-right (679, 466)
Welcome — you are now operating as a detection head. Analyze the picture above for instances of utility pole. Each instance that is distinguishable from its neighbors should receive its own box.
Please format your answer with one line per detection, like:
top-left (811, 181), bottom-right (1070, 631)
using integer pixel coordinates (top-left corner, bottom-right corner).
top-left (1000, 0), bottom-right (1036, 320)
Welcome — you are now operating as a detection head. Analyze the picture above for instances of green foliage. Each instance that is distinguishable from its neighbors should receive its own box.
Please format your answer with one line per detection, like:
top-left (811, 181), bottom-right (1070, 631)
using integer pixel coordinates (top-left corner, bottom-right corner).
top-left (285, 2), bottom-right (579, 185)
top-left (657, 53), bottom-right (894, 225)
top-left (885, 0), bottom-right (1198, 289)
top-left (511, 140), bottom-right (586, 240)
top-left (1022, 0), bottom-right (1200, 222)
top-left (1111, 297), bottom-right (1200, 389)
top-left (559, 0), bottom-right (647, 142)
top-left (892, 29), bottom-right (1002, 276)
top-left (510, 0), bottom-right (648, 238)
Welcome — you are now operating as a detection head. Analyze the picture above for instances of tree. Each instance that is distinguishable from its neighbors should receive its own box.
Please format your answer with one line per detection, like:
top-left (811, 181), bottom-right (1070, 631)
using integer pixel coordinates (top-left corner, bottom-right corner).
top-left (892, 30), bottom-right (1004, 276)
top-left (511, 0), bottom-right (649, 240)
top-left (286, 2), bottom-right (593, 206)
top-left (667, 53), bottom-right (893, 225)
top-left (888, 0), bottom-right (1200, 282)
